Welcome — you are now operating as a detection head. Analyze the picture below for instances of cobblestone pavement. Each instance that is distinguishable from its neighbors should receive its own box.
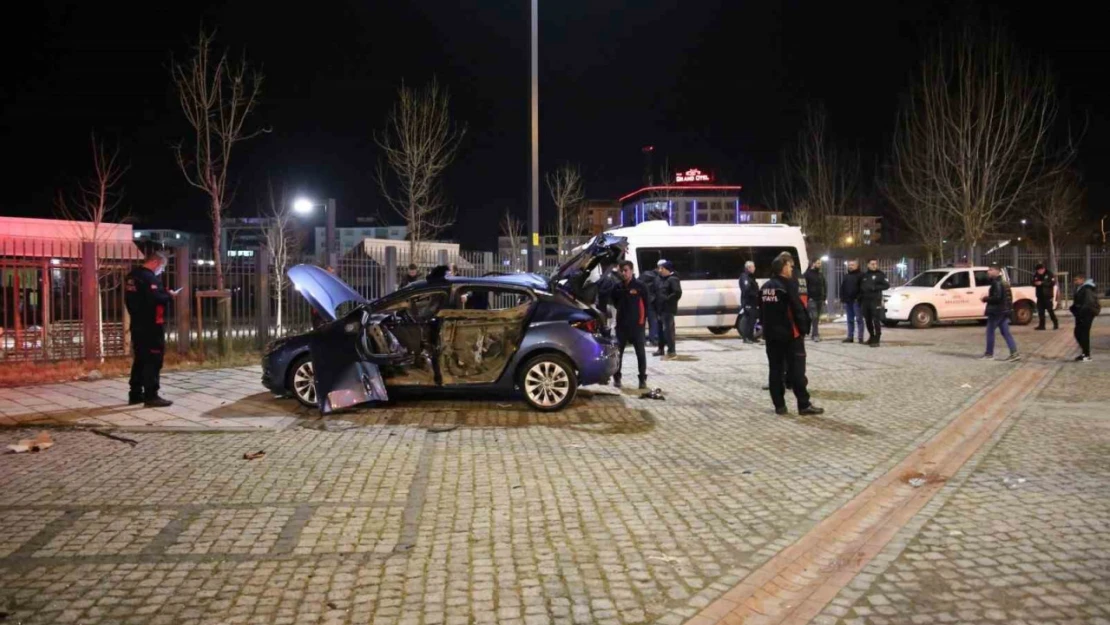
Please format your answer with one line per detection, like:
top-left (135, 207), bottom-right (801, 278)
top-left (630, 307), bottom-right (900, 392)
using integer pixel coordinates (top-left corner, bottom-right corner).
top-left (0, 319), bottom-right (1106, 624)
top-left (0, 367), bottom-right (298, 431)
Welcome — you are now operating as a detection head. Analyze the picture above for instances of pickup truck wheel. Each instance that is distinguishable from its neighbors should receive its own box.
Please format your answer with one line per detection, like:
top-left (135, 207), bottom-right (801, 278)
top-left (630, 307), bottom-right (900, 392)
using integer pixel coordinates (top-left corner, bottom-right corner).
top-left (910, 305), bottom-right (935, 329)
top-left (1012, 301), bottom-right (1034, 325)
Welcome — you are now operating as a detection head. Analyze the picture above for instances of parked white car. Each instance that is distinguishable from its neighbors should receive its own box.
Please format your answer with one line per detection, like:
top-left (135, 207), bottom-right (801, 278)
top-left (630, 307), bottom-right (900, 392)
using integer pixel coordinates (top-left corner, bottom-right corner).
top-left (882, 266), bottom-right (1037, 328)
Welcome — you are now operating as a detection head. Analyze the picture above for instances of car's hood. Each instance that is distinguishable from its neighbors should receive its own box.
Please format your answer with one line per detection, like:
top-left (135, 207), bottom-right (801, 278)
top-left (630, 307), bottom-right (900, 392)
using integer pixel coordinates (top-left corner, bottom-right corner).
top-left (551, 233), bottom-right (628, 287)
top-left (287, 265), bottom-right (369, 322)
top-left (887, 286), bottom-right (935, 295)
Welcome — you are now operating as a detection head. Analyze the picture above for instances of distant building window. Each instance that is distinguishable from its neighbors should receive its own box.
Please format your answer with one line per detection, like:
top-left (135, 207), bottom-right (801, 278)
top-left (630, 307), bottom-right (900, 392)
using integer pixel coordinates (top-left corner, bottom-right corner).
top-left (606, 217), bottom-right (612, 225)
top-left (863, 229), bottom-right (871, 235)
top-left (770, 214), bottom-right (778, 224)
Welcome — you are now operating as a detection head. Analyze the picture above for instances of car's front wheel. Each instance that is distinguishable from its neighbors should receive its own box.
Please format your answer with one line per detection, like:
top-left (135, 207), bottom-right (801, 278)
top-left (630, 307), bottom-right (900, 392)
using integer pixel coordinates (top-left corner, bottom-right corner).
top-left (288, 355), bottom-right (317, 408)
top-left (519, 354), bottom-right (578, 412)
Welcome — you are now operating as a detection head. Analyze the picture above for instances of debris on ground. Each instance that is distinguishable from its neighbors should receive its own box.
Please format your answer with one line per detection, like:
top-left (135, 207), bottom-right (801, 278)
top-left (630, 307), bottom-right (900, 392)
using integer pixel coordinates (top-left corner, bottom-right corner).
top-left (79, 370), bottom-right (104, 382)
top-left (1002, 476), bottom-right (1028, 489)
top-left (243, 450), bottom-right (266, 460)
top-left (7, 432), bottom-right (54, 454)
top-left (88, 430), bottom-right (139, 447)
top-left (741, 469), bottom-right (754, 475)
top-left (427, 425), bottom-right (459, 433)
top-left (908, 477), bottom-right (927, 488)
top-left (326, 602), bottom-right (339, 610)
top-left (640, 388), bottom-right (666, 400)
top-left (960, 383), bottom-right (972, 389)
top-left (496, 403), bottom-right (513, 408)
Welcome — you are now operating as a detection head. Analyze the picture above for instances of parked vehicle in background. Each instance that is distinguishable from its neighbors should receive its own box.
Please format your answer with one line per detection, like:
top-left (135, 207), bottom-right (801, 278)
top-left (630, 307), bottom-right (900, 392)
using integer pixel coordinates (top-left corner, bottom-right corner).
top-left (605, 221), bottom-right (810, 335)
top-left (262, 235), bottom-right (626, 413)
top-left (882, 266), bottom-right (1036, 328)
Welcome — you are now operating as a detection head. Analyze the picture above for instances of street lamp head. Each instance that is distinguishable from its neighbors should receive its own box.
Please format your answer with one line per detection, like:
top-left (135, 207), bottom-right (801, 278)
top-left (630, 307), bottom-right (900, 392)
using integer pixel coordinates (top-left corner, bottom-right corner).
top-left (293, 198), bottom-right (315, 214)
top-left (1021, 219), bottom-right (1028, 225)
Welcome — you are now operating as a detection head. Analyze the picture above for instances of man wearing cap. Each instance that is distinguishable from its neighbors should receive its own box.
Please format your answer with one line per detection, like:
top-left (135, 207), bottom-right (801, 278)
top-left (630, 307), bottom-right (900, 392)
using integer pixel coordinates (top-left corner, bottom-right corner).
top-left (1031, 263), bottom-right (1059, 330)
top-left (655, 261), bottom-right (682, 359)
top-left (124, 251), bottom-right (180, 407)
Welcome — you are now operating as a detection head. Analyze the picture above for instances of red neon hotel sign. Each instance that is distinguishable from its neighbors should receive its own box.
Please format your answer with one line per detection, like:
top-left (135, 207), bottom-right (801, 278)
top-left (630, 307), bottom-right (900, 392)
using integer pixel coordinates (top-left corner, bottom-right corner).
top-left (675, 168), bottom-right (713, 183)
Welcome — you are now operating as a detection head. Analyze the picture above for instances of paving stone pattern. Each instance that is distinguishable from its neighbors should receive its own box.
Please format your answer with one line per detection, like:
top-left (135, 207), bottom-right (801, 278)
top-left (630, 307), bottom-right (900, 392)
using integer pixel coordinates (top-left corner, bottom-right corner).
top-left (0, 321), bottom-right (1105, 624)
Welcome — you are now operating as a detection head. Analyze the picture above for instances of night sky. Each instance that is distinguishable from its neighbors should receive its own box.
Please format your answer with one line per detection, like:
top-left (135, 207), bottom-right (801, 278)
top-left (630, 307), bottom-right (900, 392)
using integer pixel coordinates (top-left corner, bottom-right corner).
top-left (3, 0), bottom-right (1107, 249)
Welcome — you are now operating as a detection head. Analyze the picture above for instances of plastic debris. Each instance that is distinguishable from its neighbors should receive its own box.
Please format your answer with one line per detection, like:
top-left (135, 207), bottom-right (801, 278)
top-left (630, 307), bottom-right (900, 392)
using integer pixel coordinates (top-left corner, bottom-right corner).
top-left (741, 469), bottom-right (754, 475)
top-left (243, 450), bottom-right (266, 460)
top-left (428, 425), bottom-right (459, 433)
top-left (1002, 476), bottom-right (1028, 489)
top-left (640, 388), bottom-right (666, 401)
top-left (7, 432), bottom-right (54, 454)
top-left (960, 383), bottom-right (972, 388)
top-left (908, 477), bottom-right (927, 488)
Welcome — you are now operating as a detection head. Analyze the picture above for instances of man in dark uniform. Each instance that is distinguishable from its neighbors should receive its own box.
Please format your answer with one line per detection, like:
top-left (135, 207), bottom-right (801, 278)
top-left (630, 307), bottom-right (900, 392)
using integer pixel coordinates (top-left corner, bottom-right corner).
top-left (859, 258), bottom-right (890, 347)
top-left (1032, 263), bottom-right (1059, 330)
top-left (612, 261), bottom-right (649, 389)
top-left (760, 255), bottom-right (823, 416)
top-left (655, 261), bottom-right (682, 359)
top-left (640, 260), bottom-right (664, 347)
top-left (738, 261), bottom-right (761, 344)
top-left (400, 264), bottom-right (420, 288)
top-left (124, 251), bottom-right (178, 407)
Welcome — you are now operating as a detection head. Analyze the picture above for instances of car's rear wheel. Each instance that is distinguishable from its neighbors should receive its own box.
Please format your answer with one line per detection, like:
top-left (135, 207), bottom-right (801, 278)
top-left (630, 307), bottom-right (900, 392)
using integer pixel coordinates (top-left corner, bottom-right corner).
top-left (910, 305), bottom-right (935, 329)
top-left (288, 355), bottom-right (317, 408)
top-left (519, 354), bottom-right (577, 412)
top-left (708, 326), bottom-right (732, 335)
top-left (1012, 301), bottom-right (1033, 325)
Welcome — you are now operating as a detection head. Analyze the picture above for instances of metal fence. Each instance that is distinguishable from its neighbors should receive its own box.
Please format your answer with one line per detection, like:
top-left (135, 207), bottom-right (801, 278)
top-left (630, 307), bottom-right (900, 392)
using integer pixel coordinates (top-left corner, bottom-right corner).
top-left (4, 238), bottom-right (1107, 362)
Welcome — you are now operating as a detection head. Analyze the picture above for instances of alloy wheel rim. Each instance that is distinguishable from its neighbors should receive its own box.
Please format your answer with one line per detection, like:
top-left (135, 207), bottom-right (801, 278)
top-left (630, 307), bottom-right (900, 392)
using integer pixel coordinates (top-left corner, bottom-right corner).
top-left (293, 361), bottom-right (316, 405)
top-left (524, 361), bottom-right (570, 407)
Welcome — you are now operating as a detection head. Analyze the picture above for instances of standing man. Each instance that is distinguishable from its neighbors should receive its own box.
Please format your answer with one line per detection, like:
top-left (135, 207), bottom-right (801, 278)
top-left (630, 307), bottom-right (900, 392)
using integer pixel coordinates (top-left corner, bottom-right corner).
top-left (1069, 273), bottom-right (1099, 362)
top-left (738, 261), bottom-right (761, 344)
top-left (760, 255), bottom-right (823, 415)
top-left (840, 260), bottom-right (864, 343)
top-left (980, 264), bottom-right (1021, 362)
top-left (612, 261), bottom-right (649, 389)
top-left (400, 264), bottom-right (420, 288)
top-left (655, 261), bottom-right (682, 359)
top-left (640, 261), bottom-right (662, 347)
top-left (124, 251), bottom-right (179, 407)
top-left (859, 259), bottom-right (889, 347)
top-left (597, 265), bottom-right (620, 334)
top-left (803, 259), bottom-right (826, 342)
top-left (1032, 263), bottom-right (1059, 330)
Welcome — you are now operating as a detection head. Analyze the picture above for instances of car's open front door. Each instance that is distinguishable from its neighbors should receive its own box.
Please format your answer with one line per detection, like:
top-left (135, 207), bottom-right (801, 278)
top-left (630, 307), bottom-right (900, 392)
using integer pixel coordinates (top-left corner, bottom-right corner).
top-left (309, 310), bottom-right (412, 414)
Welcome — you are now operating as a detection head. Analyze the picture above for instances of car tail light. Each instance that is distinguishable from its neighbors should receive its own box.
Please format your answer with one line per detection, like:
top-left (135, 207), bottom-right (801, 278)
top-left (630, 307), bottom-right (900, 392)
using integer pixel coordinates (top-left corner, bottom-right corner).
top-left (571, 319), bottom-right (598, 334)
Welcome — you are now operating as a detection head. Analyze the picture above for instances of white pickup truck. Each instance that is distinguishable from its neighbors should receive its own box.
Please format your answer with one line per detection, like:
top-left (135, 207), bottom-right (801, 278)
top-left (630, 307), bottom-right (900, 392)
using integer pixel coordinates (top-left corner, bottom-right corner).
top-left (882, 266), bottom-right (1037, 329)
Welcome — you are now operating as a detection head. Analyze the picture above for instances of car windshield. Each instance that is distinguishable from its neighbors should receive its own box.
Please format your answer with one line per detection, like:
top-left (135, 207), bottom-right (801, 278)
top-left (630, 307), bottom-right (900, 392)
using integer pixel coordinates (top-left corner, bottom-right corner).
top-left (905, 271), bottom-right (949, 288)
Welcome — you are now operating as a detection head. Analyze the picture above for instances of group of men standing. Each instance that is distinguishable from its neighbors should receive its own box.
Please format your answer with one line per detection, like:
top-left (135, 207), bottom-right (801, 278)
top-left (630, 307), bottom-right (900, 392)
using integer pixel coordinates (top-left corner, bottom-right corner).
top-left (838, 259), bottom-right (890, 346)
top-left (602, 260), bottom-right (682, 390)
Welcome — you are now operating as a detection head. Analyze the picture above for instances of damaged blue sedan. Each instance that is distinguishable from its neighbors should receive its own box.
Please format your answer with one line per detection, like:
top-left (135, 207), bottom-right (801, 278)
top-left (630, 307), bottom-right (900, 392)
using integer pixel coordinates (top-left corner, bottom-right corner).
top-left (261, 234), bottom-right (626, 413)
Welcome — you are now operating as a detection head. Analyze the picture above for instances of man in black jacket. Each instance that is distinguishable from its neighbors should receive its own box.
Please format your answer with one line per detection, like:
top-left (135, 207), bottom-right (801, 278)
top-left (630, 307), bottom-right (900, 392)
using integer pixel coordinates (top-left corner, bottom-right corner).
top-left (760, 255), bottom-right (823, 416)
top-left (1069, 273), bottom-right (1099, 362)
top-left (803, 259), bottom-right (826, 342)
top-left (840, 260), bottom-right (864, 343)
top-left (859, 259), bottom-right (890, 347)
top-left (400, 264), bottom-right (420, 289)
top-left (612, 261), bottom-right (649, 389)
top-left (980, 264), bottom-right (1021, 362)
top-left (738, 261), bottom-right (761, 344)
top-left (1032, 263), bottom-right (1059, 330)
top-left (655, 261), bottom-right (682, 359)
top-left (640, 262), bottom-right (662, 346)
top-left (124, 251), bottom-right (179, 407)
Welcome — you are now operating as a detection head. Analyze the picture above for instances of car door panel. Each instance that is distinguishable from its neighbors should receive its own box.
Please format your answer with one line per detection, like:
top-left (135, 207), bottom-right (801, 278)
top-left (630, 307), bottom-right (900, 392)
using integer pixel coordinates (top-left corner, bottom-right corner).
top-left (437, 299), bottom-right (532, 386)
top-left (938, 271), bottom-right (976, 318)
top-left (309, 311), bottom-right (412, 414)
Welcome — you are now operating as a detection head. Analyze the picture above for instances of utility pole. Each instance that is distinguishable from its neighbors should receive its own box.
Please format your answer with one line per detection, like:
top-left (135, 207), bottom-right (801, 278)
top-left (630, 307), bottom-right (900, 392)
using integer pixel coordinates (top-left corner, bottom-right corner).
top-left (528, 0), bottom-right (540, 272)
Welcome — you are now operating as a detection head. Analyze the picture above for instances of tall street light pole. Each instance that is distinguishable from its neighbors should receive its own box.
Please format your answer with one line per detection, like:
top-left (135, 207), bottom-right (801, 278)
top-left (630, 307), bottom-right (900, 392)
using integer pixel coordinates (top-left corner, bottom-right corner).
top-left (528, 0), bottom-right (539, 273)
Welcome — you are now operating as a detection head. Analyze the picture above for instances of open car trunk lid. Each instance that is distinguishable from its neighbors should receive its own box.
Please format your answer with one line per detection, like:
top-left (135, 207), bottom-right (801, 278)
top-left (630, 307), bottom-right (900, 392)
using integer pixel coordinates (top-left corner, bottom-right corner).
top-left (288, 264), bottom-right (369, 322)
top-left (549, 233), bottom-right (627, 299)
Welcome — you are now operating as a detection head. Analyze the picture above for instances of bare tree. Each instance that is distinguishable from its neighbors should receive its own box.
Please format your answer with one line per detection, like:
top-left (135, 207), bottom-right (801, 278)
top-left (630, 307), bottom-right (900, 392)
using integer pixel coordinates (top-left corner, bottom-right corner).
top-left (376, 79), bottom-right (466, 259)
top-left (887, 27), bottom-right (1074, 259)
top-left (499, 208), bottom-right (525, 271)
top-left (1031, 169), bottom-right (1084, 274)
top-left (170, 28), bottom-right (267, 291)
top-left (56, 133), bottom-right (130, 362)
top-left (545, 163), bottom-right (586, 256)
top-left (880, 171), bottom-right (956, 266)
top-left (778, 105), bottom-right (859, 250)
top-left (260, 180), bottom-right (300, 337)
